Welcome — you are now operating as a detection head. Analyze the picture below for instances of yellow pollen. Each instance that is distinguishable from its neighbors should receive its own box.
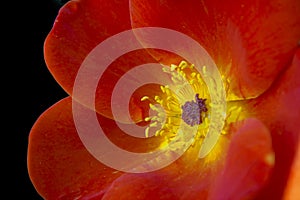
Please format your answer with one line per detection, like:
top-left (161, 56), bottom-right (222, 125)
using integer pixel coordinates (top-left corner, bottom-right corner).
top-left (160, 85), bottom-right (166, 93)
top-left (178, 60), bottom-right (188, 69)
top-left (141, 96), bottom-right (149, 101)
top-left (145, 127), bottom-right (150, 138)
top-left (144, 117), bottom-right (151, 122)
top-left (150, 121), bottom-right (158, 128)
top-left (170, 64), bottom-right (177, 71)
top-left (202, 65), bottom-right (207, 75)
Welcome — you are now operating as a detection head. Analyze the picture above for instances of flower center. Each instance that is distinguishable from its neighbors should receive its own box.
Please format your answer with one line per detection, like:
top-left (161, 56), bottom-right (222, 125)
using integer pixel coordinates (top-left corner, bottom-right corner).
top-left (140, 60), bottom-right (246, 160)
top-left (141, 61), bottom-right (210, 140)
top-left (181, 94), bottom-right (207, 126)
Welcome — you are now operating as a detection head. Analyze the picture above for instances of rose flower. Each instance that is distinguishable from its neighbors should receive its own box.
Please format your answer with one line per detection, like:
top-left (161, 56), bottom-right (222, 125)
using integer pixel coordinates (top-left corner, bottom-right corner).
top-left (28, 0), bottom-right (300, 199)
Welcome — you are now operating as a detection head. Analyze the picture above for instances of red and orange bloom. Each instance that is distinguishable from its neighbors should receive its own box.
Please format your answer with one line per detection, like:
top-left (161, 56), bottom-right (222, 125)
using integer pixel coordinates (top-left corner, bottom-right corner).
top-left (28, 0), bottom-right (300, 199)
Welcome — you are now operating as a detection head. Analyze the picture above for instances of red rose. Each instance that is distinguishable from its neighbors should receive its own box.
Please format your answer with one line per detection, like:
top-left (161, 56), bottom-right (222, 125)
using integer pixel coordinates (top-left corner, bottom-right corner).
top-left (28, 0), bottom-right (300, 199)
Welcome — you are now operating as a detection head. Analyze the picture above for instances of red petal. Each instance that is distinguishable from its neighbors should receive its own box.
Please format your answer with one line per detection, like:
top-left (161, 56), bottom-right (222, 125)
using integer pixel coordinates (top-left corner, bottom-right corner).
top-left (27, 97), bottom-right (123, 199)
top-left (44, 0), bottom-right (131, 94)
top-left (99, 119), bottom-right (275, 200)
top-left (248, 48), bottom-right (300, 199)
top-left (94, 50), bottom-right (166, 123)
top-left (96, 100), bottom-right (168, 153)
top-left (129, 0), bottom-right (300, 99)
top-left (100, 135), bottom-right (231, 199)
top-left (283, 134), bottom-right (300, 200)
top-left (209, 118), bottom-right (274, 200)
top-left (45, 0), bottom-right (161, 120)
top-left (102, 173), bottom-right (178, 200)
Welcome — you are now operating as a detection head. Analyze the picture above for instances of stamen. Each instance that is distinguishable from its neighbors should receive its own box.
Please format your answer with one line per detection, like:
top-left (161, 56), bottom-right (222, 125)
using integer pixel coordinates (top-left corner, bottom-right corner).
top-left (141, 96), bottom-right (149, 101)
top-left (144, 117), bottom-right (151, 122)
top-left (145, 127), bottom-right (150, 138)
top-left (138, 59), bottom-right (249, 162)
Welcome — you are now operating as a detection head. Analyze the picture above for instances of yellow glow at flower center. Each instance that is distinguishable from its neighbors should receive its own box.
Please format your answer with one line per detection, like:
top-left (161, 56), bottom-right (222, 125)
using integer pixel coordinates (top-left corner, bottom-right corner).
top-left (141, 61), bottom-right (246, 160)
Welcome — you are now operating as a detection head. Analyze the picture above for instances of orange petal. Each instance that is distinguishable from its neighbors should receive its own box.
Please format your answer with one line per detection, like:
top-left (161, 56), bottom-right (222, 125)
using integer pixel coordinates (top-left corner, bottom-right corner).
top-left (101, 161), bottom-right (218, 200)
top-left (45, 0), bottom-right (162, 121)
top-left (96, 102), bottom-right (167, 153)
top-left (94, 50), bottom-right (168, 123)
top-left (102, 172), bottom-right (184, 200)
top-left (208, 118), bottom-right (274, 200)
top-left (283, 133), bottom-right (300, 200)
top-left (99, 118), bottom-right (275, 200)
top-left (248, 48), bottom-right (300, 199)
top-left (27, 97), bottom-right (123, 199)
top-left (130, 0), bottom-right (300, 99)
top-left (45, 0), bottom-right (128, 93)
top-left (99, 134), bottom-right (230, 199)
top-left (45, 0), bottom-right (132, 93)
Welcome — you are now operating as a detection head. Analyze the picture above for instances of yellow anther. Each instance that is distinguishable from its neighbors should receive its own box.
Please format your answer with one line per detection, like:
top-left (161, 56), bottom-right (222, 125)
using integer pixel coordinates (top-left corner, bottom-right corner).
top-left (141, 96), bottom-right (149, 101)
top-left (167, 103), bottom-right (171, 110)
top-left (145, 127), bottom-right (150, 138)
top-left (167, 96), bottom-right (173, 101)
top-left (155, 130), bottom-right (162, 136)
top-left (173, 72), bottom-right (181, 79)
top-left (202, 65), bottom-right (207, 74)
top-left (154, 96), bottom-right (160, 101)
top-left (221, 129), bottom-right (227, 135)
top-left (150, 121), bottom-right (158, 128)
top-left (162, 67), bottom-right (169, 73)
top-left (202, 117), bottom-right (209, 129)
top-left (197, 73), bottom-right (202, 81)
top-left (151, 116), bottom-right (158, 121)
top-left (180, 71), bottom-right (186, 78)
top-left (228, 106), bottom-right (238, 112)
top-left (234, 107), bottom-right (242, 120)
top-left (170, 64), bottom-right (177, 71)
top-left (189, 79), bottom-right (195, 85)
top-left (165, 88), bottom-right (171, 96)
top-left (158, 112), bottom-right (165, 118)
top-left (155, 117), bottom-right (163, 123)
top-left (164, 123), bottom-right (171, 129)
top-left (179, 61), bottom-right (187, 68)
top-left (149, 103), bottom-right (159, 112)
top-left (144, 117), bottom-right (151, 122)
top-left (160, 85), bottom-right (166, 93)
top-left (171, 77), bottom-right (179, 84)
top-left (191, 72), bottom-right (197, 78)
top-left (179, 60), bottom-right (187, 67)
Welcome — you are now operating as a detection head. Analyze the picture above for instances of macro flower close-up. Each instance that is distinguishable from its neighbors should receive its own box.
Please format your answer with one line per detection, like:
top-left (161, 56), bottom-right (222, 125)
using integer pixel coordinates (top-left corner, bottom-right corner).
top-left (28, 0), bottom-right (300, 199)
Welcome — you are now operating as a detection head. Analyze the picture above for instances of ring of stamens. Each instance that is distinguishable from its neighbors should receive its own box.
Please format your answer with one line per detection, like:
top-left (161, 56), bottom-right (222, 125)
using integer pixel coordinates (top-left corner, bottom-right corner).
top-left (141, 61), bottom-right (210, 140)
top-left (140, 61), bottom-right (246, 156)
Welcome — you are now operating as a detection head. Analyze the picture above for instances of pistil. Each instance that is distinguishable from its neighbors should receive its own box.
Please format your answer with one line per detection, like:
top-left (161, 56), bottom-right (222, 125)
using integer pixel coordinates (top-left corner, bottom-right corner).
top-left (181, 94), bottom-right (208, 126)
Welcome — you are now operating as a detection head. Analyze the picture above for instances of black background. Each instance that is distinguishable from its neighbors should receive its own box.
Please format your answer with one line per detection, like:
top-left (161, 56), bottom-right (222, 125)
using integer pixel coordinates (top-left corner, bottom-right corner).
top-left (11, 0), bottom-right (69, 199)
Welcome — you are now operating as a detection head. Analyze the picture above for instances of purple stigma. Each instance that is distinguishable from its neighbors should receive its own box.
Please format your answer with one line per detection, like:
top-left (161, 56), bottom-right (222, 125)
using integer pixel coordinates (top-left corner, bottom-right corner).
top-left (181, 94), bottom-right (208, 126)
